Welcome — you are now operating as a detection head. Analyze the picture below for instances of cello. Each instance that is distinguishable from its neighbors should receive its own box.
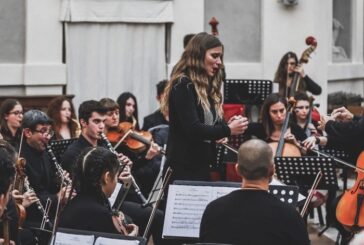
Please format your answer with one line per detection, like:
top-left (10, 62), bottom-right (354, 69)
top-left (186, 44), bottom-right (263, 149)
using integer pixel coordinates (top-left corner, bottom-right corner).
top-left (336, 151), bottom-right (364, 232)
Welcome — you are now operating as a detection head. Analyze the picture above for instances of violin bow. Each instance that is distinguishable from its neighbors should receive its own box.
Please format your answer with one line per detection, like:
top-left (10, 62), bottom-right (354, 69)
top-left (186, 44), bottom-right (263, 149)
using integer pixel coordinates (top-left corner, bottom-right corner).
top-left (300, 170), bottom-right (323, 217)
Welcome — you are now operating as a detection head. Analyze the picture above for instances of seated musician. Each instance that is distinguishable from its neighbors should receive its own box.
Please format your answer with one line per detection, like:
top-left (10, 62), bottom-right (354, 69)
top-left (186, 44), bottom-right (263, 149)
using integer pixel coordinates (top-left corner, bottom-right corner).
top-left (274, 51), bottom-right (322, 97)
top-left (47, 96), bottom-right (80, 140)
top-left (292, 92), bottom-right (327, 148)
top-left (0, 140), bottom-right (16, 245)
top-left (142, 80), bottom-right (169, 131)
top-left (62, 100), bottom-right (166, 245)
top-left (59, 147), bottom-right (138, 236)
top-left (244, 93), bottom-right (315, 153)
top-left (100, 97), bottom-right (160, 198)
top-left (0, 99), bottom-right (24, 150)
top-left (20, 110), bottom-right (71, 243)
top-left (199, 139), bottom-right (310, 245)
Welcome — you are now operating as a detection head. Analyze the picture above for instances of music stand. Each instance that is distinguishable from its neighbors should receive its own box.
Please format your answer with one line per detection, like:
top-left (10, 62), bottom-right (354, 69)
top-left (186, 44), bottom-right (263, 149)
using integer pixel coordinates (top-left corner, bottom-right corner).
top-left (274, 156), bottom-right (338, 190)
top-left (49, 138), bottom-right (77, 163)
top-left (318, 146), bottom-right (351, 190)
top-left (223, 79), bottom-right (272, 104)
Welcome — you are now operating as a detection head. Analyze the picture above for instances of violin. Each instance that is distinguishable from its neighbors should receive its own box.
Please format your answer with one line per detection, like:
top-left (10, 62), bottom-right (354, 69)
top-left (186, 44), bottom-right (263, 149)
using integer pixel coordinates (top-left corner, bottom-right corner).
top-left (336, 151), bottom-right (364, 232)
top-left (13, 158), bottom-right (27, 228)
top-left (107, 122), bottom-right (165, 155)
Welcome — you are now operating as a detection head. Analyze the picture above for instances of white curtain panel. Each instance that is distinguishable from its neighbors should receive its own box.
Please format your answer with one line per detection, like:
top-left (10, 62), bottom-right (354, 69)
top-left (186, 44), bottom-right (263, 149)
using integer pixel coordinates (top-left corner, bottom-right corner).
top-left (66, 22), bottom-right (167, 120)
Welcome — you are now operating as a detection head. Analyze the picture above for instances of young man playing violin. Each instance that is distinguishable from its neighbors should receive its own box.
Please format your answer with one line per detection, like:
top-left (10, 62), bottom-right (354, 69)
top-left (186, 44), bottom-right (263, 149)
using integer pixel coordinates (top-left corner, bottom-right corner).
top-left (100, 98), bottom-right (160, 198)
top-left (62, 99), bottom-right (167, 245)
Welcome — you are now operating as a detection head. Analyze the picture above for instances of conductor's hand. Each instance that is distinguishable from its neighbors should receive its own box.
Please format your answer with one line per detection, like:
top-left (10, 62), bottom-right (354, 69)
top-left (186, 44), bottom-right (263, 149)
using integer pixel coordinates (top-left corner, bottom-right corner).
top-left (228, 116), bottom-right (248, 135)
top-left (331, 107), bottom-right (354, 122)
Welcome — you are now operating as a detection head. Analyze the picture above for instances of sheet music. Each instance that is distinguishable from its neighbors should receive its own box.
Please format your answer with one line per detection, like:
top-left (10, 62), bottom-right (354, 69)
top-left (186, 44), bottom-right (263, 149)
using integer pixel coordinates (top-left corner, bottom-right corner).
top-left (108, 182), bottom-right (122, 207)
top-left (163, 185), bottom-right (239, 238)
top-left (94, 237), bottom-right (139, 245)
top-left (54, 232), bottom-right (94, 245)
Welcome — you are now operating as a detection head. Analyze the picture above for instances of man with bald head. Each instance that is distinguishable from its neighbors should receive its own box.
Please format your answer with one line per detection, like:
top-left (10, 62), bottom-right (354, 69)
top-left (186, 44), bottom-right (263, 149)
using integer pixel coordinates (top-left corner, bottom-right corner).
top-left (199, 139), bottom-right (310, 245)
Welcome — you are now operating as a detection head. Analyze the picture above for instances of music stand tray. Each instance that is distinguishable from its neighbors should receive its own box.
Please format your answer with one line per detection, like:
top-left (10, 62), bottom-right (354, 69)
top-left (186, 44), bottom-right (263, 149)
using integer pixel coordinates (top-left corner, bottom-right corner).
top-left (49, 138), bottom-right (77, 163)
top-left (223, 79), bottom-right (272, 104)
top-left (275, 156), bottom-right (338, 190)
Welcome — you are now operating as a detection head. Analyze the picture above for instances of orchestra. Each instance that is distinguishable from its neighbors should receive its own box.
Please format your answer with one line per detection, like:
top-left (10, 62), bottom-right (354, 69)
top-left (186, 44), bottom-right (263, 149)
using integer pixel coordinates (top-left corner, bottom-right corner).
top-left (0, 31), bottom-right (363, 245)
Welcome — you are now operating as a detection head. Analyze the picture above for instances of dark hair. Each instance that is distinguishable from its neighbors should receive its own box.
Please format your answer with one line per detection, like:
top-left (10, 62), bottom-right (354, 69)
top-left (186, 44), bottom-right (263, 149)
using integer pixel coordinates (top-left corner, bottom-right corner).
top-left (0, 99), bottom-right (22, 148)
top-left (73, 147), bottom-right (119, 209)
top-left (22, 110), bottom-right (52, 131)
top-left (273, 51), bottom-right (299, 97)
top-left (292, 92), bottom-right (310, 123)
top-left (0, 140), bottom-right (16, 195)
top-left (156, 80), bottom-right (168, 99)
top-left (260, 93), bottom-right (288, 138)
top-left (100, 98), bottom-right (119, 112)
top-left (183, 33), bottom-right (196, 48)
top-left (116, 92), bottom-right (139, 130)
top-left (47, 96), bottom-right (78, 139)
top-left (78, 100), bottom-right (107, 124)
top-left (237, 139), bottom-right (273, 180)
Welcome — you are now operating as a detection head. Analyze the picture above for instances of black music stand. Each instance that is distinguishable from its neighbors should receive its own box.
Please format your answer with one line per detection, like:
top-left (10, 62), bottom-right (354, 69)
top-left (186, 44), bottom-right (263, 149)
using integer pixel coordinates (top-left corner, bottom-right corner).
top-left (274, 156), bottom-right (338, 190)
top-left (49, 138), bottom-right (77, 163)
top-left (223, 79), bottom-right (272, 104)
top-left (318, 146), bottom-right (351, 190)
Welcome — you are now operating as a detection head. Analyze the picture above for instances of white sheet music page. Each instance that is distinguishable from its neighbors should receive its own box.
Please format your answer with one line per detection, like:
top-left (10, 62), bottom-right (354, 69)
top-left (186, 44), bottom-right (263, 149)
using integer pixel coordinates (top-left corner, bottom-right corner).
top-left (162, 185), bottom-right (238, 238)
top-left (54, 232), bottom-right (94, 245)
top-left (108, 182), bottom-right (122, 207)
top-left (94, 237), bottom-right (139, 245)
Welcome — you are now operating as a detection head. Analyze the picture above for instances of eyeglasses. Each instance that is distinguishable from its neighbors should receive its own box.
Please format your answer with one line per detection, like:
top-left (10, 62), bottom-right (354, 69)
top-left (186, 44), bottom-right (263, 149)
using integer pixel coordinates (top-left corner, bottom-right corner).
top-left (33, 128), bottom-right (54, 137)
top-left (8, 110), bottom-right (23, 116)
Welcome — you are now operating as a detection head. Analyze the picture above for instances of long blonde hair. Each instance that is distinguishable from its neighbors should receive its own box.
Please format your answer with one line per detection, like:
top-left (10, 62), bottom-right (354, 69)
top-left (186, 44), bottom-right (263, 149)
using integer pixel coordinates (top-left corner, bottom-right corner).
top-left (161, 32), bottom-right (224, 119)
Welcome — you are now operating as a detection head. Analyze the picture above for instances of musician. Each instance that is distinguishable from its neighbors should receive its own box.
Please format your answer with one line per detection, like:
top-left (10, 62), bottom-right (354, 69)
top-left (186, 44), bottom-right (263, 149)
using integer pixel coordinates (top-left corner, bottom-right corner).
top-left (47, 96), bottom-right (80, 140)
top-left (200, 139), bottom-right (310, 245)
top-left (292, 92), bottom-right (327, 148)
top-left (142, 80), bottom-right (169, 131)
top-left (116, 92), bottom-right (140, 130)
top-left (274, 51), bottom-right (322, 97)
top-left (161, 32), bottom-right (248, 181)
top-left (244, 93), bottom-right (311, 150)
top-left (59, 147), bottom-right (138, 235)
top-left (100, 98), bottom-right (159, 197)
top-left (62, 100), bottom-right (166, 245)
top-left (20, 110), bottom-right (71, 244)
top-left (0, 140), bottom-right (16, 245)
top-left (0, 99), bottom-right (23, 150)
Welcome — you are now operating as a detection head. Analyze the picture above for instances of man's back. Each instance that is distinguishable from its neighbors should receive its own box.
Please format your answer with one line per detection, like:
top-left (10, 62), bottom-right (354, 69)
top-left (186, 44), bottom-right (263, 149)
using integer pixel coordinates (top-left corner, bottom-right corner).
top-left (200, 189), bottom-right (310, 245)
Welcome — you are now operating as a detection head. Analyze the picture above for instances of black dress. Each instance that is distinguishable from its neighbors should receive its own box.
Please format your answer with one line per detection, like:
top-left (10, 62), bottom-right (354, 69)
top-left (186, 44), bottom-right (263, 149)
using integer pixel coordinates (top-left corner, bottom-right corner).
top-left (166, 77), bottom-right (230, 181)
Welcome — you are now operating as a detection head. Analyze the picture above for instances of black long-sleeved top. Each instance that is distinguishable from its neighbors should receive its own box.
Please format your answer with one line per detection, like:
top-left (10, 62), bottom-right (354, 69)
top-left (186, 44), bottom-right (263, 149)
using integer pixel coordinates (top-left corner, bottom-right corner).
top-left (59, 193), bottom-right (119, 234)
top-left (20, 142), bottom-right (59, 227)
top-left (200, 190), bottom-right (310, 245)
top-left (166, 77), bottom-right (230, 181)
top-left (279, 75), bottom-right (322, 97)
top-left (325, 116), bottom-right (364, 162)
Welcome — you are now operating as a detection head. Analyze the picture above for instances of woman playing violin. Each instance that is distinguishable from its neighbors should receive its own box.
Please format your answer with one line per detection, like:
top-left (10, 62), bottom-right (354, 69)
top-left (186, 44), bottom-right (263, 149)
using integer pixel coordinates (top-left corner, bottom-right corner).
top-left (59, 147), bottom-right (138, 236)
top-left (117, 92), bottom-right (140, 130)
